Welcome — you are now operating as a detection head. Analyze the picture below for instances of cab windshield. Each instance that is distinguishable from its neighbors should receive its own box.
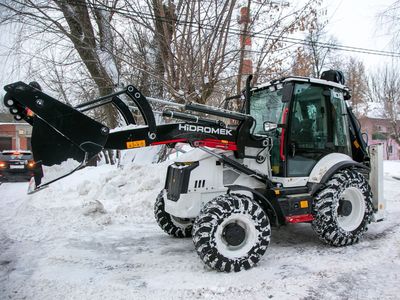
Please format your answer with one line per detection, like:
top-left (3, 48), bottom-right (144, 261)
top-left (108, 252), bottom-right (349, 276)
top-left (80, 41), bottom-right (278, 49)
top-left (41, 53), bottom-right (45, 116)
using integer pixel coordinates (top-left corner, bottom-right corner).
top-left (249, 86), bottom-right (286, 135)
top-left (249, 86), bottom-right (287, 176)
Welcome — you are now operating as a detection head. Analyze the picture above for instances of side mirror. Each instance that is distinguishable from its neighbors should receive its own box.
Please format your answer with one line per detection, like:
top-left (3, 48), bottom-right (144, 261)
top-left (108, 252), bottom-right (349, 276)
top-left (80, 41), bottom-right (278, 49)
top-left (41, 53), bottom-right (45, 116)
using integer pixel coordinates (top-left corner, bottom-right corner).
top-left (343, 89), bottom-right (351, 100)
top-left (264, 121), bottom-right (278, 131)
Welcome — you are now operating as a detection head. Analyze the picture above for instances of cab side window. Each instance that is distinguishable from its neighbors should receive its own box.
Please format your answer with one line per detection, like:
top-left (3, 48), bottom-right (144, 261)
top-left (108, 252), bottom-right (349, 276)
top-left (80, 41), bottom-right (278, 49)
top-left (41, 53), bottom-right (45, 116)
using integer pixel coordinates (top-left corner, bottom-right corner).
top-left (289, 84), bottom-right (328, 150)
top-left (330, 89), bottom-right (351, 155)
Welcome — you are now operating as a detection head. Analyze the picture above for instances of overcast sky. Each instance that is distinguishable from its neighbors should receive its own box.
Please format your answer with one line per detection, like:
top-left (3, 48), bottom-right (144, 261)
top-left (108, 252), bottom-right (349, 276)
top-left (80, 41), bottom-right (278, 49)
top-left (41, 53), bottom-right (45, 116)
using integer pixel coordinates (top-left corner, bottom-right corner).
top-left (323, 0), bottom-right (395, 70)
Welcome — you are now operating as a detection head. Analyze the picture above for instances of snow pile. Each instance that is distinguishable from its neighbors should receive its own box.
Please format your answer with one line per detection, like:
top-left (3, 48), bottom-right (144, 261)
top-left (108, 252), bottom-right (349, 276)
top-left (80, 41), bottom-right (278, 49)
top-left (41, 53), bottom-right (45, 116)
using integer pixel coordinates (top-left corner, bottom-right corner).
top-left (119, 146), bottom-right (162, 165)
top-left (42, 158), bottom-right (81, 182)
top-left (39, 158), bottom-right (170, 225)
top-left (384, 160), bottom-right (400, 178)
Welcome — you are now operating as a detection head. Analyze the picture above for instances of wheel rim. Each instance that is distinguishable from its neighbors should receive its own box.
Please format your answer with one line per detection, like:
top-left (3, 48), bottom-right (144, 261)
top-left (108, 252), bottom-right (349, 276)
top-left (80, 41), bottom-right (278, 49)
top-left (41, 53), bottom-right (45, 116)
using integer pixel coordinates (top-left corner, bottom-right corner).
top-left (171, 216), bottom-right (192, 229)
top-left (337, 187), bottom-right (366, 232)
top-left (215, 214), bottom-right (258, 259)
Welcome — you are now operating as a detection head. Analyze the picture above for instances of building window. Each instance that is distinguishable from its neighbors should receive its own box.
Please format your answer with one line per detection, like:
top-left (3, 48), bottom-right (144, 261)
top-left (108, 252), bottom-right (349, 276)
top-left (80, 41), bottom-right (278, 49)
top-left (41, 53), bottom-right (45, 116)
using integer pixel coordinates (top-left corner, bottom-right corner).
top-left (0, 137), bottom-right (12, 151)
top-left (372, 132), bottom-right (387, 140)
top-left (388, 145), bottom-right (393, 154)
top-left (27, 137), bottom-right (32, 150)
top-left (374, 125), bottom-right (387, 132)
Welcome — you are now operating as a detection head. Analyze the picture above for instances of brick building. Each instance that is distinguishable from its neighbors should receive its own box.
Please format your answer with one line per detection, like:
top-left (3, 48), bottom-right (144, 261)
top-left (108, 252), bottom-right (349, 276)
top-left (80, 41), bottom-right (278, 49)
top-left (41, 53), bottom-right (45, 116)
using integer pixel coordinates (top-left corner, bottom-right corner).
top-left (0, 113), bottom-right (32, 151)
top-left (359, 116), bottom-right (400, 160)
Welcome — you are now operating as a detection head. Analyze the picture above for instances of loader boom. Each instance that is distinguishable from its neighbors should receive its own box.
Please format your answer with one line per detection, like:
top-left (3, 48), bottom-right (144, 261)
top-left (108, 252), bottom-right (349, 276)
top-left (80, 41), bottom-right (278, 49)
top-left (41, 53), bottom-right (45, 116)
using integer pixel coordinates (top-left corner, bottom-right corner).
top-left (3, 81), bottom-right (271, 190)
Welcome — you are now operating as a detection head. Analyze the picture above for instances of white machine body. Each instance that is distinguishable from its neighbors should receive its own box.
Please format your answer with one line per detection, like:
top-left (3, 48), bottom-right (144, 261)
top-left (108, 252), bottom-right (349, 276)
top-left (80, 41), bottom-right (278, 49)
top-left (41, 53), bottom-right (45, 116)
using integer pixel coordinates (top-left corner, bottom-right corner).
top-left (164, 149), bottom-right (264, 218)
top-left (164, 145), bottom-right (385, 221)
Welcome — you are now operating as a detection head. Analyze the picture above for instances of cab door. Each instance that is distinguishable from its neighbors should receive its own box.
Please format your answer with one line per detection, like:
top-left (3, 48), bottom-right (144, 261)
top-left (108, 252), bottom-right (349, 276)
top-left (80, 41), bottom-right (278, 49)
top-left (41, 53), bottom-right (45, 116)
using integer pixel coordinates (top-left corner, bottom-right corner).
top-left (286, 83), bottom-right (351, 177)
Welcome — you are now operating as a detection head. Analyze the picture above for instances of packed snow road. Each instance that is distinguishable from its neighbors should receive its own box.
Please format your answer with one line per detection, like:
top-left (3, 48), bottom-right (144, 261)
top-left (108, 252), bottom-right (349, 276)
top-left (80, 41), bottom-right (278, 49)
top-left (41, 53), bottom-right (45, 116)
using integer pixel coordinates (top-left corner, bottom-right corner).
top-left (1, 161), bottom-right (400, 299)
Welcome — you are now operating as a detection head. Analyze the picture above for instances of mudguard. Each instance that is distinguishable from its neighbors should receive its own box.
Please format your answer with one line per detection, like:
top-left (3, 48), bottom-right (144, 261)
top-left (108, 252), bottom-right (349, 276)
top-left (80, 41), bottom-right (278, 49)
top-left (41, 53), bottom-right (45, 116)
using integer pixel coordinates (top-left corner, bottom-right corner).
top-left (226, 185), bottom-right (279, 226)
top-left (307, 153), bottom-right (369, 194)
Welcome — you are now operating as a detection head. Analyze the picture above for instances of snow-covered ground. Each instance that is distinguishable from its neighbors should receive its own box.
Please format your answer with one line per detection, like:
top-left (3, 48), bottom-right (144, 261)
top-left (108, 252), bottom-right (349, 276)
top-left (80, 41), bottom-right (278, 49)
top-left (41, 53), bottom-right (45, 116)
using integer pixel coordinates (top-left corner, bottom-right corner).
top-left (1, 159), bottom-right (400, 299)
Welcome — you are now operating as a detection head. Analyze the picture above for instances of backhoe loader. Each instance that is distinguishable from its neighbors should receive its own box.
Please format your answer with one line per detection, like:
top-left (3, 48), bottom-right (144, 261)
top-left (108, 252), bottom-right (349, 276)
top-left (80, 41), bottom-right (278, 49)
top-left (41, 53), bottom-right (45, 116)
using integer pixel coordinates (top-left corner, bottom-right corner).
top-left (3, 70), bottom-right (384, 272)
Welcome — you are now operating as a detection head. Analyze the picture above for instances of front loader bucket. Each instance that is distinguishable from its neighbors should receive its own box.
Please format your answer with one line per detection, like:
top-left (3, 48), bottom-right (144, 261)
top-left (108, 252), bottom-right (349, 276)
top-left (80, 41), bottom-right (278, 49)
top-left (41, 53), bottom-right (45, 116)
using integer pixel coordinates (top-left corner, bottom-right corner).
top-left (3, 82), bottom-right (109, 168)
top-left (31, 117), bottom-right (86, 166)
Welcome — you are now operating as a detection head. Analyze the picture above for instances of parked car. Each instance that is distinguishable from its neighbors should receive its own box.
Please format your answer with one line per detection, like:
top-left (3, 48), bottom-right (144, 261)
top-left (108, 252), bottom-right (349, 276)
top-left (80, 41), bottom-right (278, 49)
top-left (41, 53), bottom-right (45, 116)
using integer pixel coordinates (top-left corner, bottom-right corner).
top-left (0, 150), bottom-right (40, 182)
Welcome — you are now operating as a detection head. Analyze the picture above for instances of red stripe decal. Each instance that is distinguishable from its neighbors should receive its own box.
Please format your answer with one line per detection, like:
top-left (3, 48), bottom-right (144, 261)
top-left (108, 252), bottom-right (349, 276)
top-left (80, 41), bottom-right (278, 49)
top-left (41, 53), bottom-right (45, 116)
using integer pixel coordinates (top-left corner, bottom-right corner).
top-left (151, 138), bottom-right (237, 150)
top-left (280, 107), bottom-right (289, 161)
top-left (285, 214), bottom-right (314, 223)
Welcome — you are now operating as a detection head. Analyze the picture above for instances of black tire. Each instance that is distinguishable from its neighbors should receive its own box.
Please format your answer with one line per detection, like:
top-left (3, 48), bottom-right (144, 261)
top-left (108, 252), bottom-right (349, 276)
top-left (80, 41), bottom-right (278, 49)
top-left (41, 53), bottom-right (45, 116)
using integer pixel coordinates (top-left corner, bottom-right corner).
top-left (154, 191), bottom-right (193, 238)
top-left (312, 169), bottom-right (374, 246)
top-left (192, 193), bottom-right (271, 272)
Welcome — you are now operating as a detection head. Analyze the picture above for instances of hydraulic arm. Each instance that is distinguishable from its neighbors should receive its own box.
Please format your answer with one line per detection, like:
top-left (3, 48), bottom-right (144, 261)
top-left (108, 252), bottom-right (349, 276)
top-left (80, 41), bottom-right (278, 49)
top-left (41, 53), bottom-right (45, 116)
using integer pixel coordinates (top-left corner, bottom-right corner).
top-left (3, 81), bottom-right (271, 190)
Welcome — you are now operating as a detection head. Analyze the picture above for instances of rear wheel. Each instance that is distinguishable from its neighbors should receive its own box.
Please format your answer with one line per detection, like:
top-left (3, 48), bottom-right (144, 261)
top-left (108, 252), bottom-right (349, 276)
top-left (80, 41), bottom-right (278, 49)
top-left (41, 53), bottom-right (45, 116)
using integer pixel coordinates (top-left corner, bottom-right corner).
top-left (154, 191), bottom-right (193, 238)
top-left (312, 169), bottom-right (373, 246)
top-left (193, 193), bottom-right (271, 272)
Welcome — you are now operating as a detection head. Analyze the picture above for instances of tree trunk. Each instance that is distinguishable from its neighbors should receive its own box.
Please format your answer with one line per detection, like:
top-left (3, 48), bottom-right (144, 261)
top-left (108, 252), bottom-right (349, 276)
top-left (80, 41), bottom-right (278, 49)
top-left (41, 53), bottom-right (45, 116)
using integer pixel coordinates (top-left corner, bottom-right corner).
top-left (55, 0), bottom-right (118, 127)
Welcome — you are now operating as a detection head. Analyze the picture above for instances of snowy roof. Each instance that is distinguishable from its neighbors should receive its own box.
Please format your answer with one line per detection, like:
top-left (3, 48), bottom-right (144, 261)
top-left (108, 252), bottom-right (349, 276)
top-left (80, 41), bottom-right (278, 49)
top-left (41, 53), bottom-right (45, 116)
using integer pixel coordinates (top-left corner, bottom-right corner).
top-left (0, 112), bottom-right (26, 123)
top-left (355, 102), bottom-right (386, 119)
top-left (0, 122), bottom-right (30, 126)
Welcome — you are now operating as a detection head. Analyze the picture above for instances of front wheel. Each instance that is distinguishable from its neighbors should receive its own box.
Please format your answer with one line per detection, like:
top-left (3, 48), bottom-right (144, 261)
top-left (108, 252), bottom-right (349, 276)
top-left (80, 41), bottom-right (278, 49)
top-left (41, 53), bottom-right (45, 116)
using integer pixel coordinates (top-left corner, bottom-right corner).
top-left (154, 191), bottom-right (193, 238)
top-left (193, 194), bottom-right (271, 272)
top-left (312, 169), bottom-right (374, 246)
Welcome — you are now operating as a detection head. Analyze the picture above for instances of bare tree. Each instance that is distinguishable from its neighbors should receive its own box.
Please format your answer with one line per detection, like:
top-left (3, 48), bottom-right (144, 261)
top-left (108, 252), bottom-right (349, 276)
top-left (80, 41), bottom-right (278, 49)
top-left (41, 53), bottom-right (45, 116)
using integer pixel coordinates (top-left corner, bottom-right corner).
top-left (1, 0), bottom-right (323, 108)
top-left (305, 21), bottom-right (338, 78)
top-left (0, 93), bottom-right (6, 113)
top-left (366, 64), bottom-right (400, 147)
top-left (379, 1), bottom-right (400, 46)
top-left (0, 0), bottom-right (121, 127)
top-left (343, 57), bottom-right (367, 116)
top-left (147, 0), bottom-right (238, 104)
top-left (291, 46), bottom-right (313, 76)
top-left (251, 1), bottom-right (321, 84)
top-left (121, 0), bottom-right (323, 104)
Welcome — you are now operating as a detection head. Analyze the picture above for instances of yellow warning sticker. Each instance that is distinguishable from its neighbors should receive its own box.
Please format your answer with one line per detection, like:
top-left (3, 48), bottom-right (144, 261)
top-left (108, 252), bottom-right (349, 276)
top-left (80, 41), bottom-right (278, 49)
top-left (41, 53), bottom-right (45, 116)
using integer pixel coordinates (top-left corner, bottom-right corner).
top-left (300, 200), bottom-right (309, 208)
top-left (126, 140), bottom-right (146, 149)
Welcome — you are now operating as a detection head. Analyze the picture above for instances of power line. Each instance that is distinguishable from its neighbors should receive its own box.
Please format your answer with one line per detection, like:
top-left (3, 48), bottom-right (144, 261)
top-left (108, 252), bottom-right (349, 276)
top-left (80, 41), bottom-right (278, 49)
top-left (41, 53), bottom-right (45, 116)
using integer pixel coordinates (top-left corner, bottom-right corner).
top-left (56, 1), bottom-right (400, 58)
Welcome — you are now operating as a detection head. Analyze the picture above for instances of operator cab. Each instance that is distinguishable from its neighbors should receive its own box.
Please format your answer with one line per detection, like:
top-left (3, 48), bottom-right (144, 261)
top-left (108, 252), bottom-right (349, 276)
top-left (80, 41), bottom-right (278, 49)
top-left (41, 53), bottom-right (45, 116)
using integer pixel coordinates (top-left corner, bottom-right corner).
top-left (249, 71), bottom-right (354, 178)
